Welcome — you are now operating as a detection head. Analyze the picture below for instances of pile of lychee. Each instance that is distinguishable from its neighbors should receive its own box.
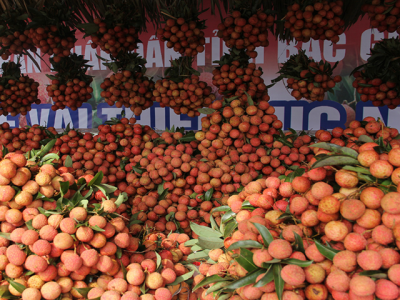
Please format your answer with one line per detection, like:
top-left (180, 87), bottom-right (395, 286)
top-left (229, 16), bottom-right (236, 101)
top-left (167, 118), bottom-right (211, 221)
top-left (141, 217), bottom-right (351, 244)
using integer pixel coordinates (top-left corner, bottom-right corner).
top-left (361, 0), bottom-right (400, 34)
top-left (217, 10), bottom-right (275, 58)
top-left (284, 0), bottom-right (345, 43)
top-left (0, 151), bottom-right (198, 300)
top-left (157, 17), bottom-right (206, 57)
top-left (193, 127), bottom-right (400, 300)
top-left (0, 62), bottom-right (40, 117)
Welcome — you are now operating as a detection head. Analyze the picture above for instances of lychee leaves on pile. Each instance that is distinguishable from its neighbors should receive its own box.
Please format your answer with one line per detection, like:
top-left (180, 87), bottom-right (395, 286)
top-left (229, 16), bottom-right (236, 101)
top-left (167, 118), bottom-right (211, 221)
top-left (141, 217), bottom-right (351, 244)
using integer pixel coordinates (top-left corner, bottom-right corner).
top-left (164, 56), bottom-right (200, 83)
top-left (191, 221), bottom-right (336, 300)
top-left (351, 38), bottom-right (400, 94)
top-left (273, 49), bottom-right (339, 91)
top-left (99, 52), bottom-right (148, 75)
top-left (46, 53), bottom-right (93, 85)
top-left (310, 139), bottom-right (397, 192)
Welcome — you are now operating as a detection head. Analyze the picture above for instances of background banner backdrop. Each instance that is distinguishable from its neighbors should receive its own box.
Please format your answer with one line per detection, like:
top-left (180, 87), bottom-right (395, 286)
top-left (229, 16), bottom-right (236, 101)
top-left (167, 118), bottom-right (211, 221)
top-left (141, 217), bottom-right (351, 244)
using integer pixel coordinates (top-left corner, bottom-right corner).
top-left (0, 11), bottom-right (399, 130)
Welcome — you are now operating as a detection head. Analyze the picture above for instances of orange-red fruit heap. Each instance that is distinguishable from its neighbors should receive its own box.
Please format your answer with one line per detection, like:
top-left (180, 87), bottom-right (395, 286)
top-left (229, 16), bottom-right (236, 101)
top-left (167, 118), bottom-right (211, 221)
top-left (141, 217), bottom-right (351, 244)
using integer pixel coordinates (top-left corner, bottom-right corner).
top-left (316, 118), bottom-right (400, 150)
top-left (212, 60), bottom-right (270, 105)
top-left (284, 0), bottom-right (345, 43)
top-left (101, 70), bottom-right (154, 116)
top-left (353, 72), bottom-right (400, 109)
top-left (362, 0), bottom-right (400, 33)
top-left (90, 18), bottom-right (139, 57)
top-left (153, 75), bottom-right (215, 117)
top-left (158, 17), bottom-right (206, 57)
top-left (0, 74), bottom-right (40, 117)
top-left (217, 10), bottom-right (274, 58)
top-left (47, 78), bottom-right (93, 111)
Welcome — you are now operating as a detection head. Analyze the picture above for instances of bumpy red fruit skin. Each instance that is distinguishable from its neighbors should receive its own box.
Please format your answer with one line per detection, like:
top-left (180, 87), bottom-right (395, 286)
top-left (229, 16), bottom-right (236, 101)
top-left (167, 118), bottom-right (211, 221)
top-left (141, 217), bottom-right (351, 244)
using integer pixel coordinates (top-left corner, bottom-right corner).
top-left (381, 192), bottom-right (400, 214)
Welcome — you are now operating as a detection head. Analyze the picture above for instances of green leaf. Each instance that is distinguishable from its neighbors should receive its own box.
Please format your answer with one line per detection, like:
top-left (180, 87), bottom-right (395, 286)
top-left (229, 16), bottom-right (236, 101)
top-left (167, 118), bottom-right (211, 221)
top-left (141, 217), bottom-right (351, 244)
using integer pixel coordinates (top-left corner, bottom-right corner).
top-left (359, 270), bottom-right (388, 279)
top-left (293, 232), bottom-right (305, 254)
top-left (314, 240), bottom-right (340, 261)
top-left (205, 281), bottom-right (231, 295)
top-left (198, 108), bottom-right (216, 115)
top-left (36, 139), bottom-right (57, 159)
top-left (97, 184), bottom-right (117, 194)
top-left (73, 287), bottom-right (92, 298)
top-left (190, 222), bottom-right (222, 238)
top-left (312, 156), bottom-right (359, 169)
top-left (0, 232), bottom-right (11, 240)
top-left (64, 155), bottom-right (73, 168)
top-left (210, 216), bottom-right (219, 232)
top-left (254, 265), bottom-right (274, 288)
top-left (193, 275), bottom-right (229, 291)
top-left (168, 270), bottom-right (194, 286)
top-left (9, 280), bottom-right (26, 293)
top-left (59, 181), bottom-right (69, 197)
top-left (310, 143), bottom-right (359, 159)
top-left (243, 91), bottom-right (254, 106)
top-left (156, 252), bottom-right (162, 269)
top-left (116, 247), bottom-right (122, 259)
top-left (158, 188), bottom-right (169, 201)
top-left (221, 210), bottom-right (236, 223)
top-left (121, 261), bottom-right (127, 281)
top-left (273, 264), bottom-right (284, 300)
top-left (88, 172), bottom-right (103, 187)
top-left (212, 206), bottom-right (231, 213)
top-left (25, 220), bottom-right (33, 230)
top-left (223, 220), bottom-right (238, 238)
top-left (236, 248), bottom-right (258, 272)
top-left (262, 259), bottom-right (282, 266)
top-left (204, 188), bottom-right (214, 201)
top-left (198, 236), bottom-right (224, 250)
top-left (224, 269), bottom-right (265, 292)
top-left (342, 166), bottom-right (372, 175)
top-left (358, 135), bottom-right (375, 143)
top-left (157, 183), bottom-right (165, 195)
top-left (227, 240), bottom-right (263, 251)
top-left (91, 225), bottom-right (105, 232)
top-left (115, 192), bottom-right (128, 207)
top-left (281, 259), bottom-right (313, 267)
top-left (187, 250), bottom-right (210, 261)
top-left (252, 223), bottom-right (274, 247)
top-left (41, 153), bottom-right (59, 163)
top-left (184, 239), bottom-right (198, 247)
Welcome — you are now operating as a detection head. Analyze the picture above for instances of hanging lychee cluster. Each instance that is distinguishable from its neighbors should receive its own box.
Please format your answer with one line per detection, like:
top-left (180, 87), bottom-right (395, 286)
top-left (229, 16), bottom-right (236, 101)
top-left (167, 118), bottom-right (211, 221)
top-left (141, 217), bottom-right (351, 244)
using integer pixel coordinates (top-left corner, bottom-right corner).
top-left (352, 38), bottom-right (400, 109)
top-left (284, 0), bottom-right (345, 43)
top-left (100, 52), bottom-right (155, 116)
top-left (0, 62), bottom-right (40, 116)
top-left (157, 17), bottom-right (206, 57)
top-left (217, 9), bottom-right (275, 58)
top-left (274, 49), bottom-right (342, 101)
top-left (362, 0), bottom-right (400, 33)
top-left (154, 56), bottom-right (215, 117)
top-left (46, 54), bottom-right (93, 111)
top-left (212, 48), bottom-right (271, 105)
